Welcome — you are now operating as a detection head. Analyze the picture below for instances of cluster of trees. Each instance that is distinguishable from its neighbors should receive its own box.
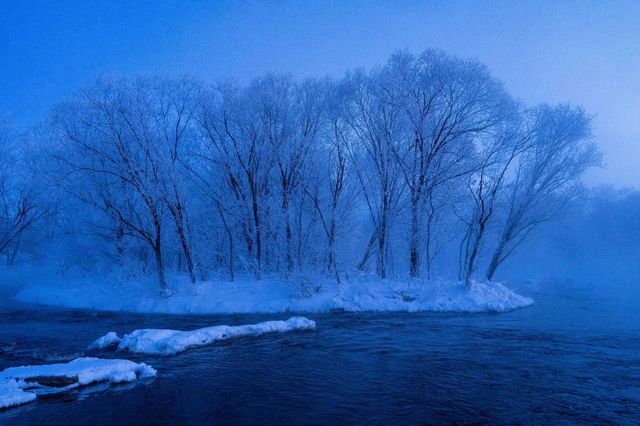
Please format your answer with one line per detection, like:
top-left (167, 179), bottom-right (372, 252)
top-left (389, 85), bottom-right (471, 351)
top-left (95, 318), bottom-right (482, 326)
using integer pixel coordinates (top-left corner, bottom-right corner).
top-left (0, 50), bottom-right (600, 294)
top-left (0, 118), bottom-right (52, 266)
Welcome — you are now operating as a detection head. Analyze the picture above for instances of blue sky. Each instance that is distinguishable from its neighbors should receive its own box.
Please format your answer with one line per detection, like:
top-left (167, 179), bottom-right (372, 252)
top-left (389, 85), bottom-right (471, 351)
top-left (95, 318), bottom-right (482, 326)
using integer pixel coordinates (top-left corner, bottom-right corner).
top-left (1, 0), bottom-right (639, 187)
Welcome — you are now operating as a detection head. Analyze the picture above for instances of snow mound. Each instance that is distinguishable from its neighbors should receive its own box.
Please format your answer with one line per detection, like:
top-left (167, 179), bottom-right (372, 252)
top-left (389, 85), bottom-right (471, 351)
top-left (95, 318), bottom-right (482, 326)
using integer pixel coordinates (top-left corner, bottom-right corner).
top-left (0, 357), bottom-right (156, 409)
top-left (334, 278), bottom-right (534, 313)
top-left (88, 331), bottom-right (121, 349)
top-left (91, 316), bottom-right (316, 355)
top-left (15, 274), bottom-right (533, 314)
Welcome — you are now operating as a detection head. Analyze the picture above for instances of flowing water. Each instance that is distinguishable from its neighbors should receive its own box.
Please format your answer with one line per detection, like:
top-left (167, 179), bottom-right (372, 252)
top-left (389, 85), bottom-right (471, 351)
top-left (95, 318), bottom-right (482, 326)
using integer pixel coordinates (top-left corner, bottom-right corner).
top-left (0, 282), bottom-right (639, 424)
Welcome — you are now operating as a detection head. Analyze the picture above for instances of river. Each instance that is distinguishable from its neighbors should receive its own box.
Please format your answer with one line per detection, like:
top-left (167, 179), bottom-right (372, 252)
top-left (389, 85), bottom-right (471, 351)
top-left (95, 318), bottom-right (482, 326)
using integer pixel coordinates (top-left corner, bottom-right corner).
top-left (1, 281), bottom-right (639, 424)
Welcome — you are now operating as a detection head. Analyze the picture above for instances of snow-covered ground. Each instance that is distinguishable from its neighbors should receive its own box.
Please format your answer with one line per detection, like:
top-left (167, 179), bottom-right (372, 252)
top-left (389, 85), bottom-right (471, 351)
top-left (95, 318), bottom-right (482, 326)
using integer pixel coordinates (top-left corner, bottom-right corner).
top-left (0, 357), bottom-right (156, 409)
top-left (11, 270), bottom-right (533, 314)
top-left (90, 317), bottom-right (316, 355)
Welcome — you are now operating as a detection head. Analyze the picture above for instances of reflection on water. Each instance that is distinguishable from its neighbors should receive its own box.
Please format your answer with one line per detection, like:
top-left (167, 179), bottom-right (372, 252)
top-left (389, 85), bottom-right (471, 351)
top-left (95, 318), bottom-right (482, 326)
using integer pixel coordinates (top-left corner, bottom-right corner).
top-left (0, 281), bottom-right (639, 424)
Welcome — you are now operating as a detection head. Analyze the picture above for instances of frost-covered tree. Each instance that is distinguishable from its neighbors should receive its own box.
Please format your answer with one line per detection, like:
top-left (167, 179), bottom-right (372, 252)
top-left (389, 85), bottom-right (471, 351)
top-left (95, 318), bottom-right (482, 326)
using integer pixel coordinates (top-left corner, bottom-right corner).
top-left (0, 119), bottom-right (48, 262)
top-left (458, 107), bottom-right (532, 286)
top-left (148, 78), bottom-right (201, 284)
top-left (2, 48), bottom-right (602, 292)
top-left (344, 70), bottom-right (406, 279)
top-left (384, 50), bottom-right (511, 278)
top-left (199, 80), bottom-right (275, 279)
top-left (255, 75), bottom-right (322, 275)
top-left (303, 79), bottom-right (356, 281)
top-left (51, 77), bottom-right (199, 295)
top-left (485, 105), bottom-right (601, 280)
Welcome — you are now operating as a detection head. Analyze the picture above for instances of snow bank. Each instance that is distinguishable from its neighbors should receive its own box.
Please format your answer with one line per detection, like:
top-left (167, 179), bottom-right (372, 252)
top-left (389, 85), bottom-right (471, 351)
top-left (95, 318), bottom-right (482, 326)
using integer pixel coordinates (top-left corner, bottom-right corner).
top-left (90, 317), bottom-right (316, 355)
top-left (0, 357), bottom-right (156, 409)
top-left (14, 273), bottom-right (533, 315)
top-left (333, 278), bottom-right (536, 313)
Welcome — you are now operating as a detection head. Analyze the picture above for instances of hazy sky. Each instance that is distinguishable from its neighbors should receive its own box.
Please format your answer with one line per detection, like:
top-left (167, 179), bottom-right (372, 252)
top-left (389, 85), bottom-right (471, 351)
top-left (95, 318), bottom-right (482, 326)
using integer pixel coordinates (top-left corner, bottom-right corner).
top-left (1, 0), bottom-right (639, 187)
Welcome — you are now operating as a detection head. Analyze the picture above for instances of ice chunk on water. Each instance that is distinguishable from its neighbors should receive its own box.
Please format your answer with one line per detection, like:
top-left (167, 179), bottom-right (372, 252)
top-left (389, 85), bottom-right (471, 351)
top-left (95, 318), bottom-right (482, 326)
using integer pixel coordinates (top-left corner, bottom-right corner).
top-left (88, 331), bottom-right (121, 349)
top-left (0, 357), bottom-right (156, 409)
top-left (0, 381), bottom-right (36, 410)
top-left (91, 316), bottom-right (316, 356)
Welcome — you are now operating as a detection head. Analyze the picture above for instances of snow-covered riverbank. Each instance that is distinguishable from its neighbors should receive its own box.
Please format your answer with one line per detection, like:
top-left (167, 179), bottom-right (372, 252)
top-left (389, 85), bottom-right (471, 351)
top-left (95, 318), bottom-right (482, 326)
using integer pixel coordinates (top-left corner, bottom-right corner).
top-left (11, 272), bottom-right (533, 314)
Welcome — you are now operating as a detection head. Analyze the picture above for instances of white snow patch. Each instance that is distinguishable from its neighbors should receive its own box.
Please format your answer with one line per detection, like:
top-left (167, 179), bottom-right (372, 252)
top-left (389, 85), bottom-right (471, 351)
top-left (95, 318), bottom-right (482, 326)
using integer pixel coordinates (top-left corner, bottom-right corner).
top-left (92, 316), bottom-right (316, 356)
top-left (0, 381), bottom-right (36, 410)
top-left (0, 357), bottom-right (156, 409)
top-left (14, 273), bottom-right (533, 315)
top-left (88, 331), bottom-right (121, 349)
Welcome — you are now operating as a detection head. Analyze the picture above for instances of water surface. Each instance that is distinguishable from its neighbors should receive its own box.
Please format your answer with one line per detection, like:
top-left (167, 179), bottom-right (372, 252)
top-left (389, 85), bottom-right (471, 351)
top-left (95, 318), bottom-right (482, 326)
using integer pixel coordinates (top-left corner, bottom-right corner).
top-left (1, 282), bottom-right (639, 424)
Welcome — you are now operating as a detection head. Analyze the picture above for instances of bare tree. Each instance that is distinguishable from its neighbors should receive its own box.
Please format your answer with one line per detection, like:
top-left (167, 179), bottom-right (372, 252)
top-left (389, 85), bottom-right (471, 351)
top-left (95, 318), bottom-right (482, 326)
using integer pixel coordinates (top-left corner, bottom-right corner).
top-left (385, 50), bottom-right (510, 278)
top-left (52, 78), bottom-right (172, 295)
top-left (255, 75), bottom-right (322, 275)
top-left (459, 109), bottom-right (531, 287)
top-left (199, 80), bottom-right (274, 279)
top-left (183, 157), bottom-right (238, 282)
top-left (303, 80), bottom-right (355, 281)
top-left (485, 104), bottom-right (601, 280)
top-left (0, 119), bottom-right (47, 262)
top-left (344, 70), bottom-right (405, 279)
top-left (151, 78), bottom-right (201, 284)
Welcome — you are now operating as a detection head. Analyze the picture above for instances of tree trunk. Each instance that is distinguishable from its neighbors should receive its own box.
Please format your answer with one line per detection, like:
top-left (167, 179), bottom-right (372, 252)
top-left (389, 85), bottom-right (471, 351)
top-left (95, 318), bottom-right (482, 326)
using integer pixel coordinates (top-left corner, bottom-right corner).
top-left (115, 226), bottom-right (125, 266)
top-left (252, 190), bottom-right (262, 280)
top-left (296, 197), bottom-right (304, 272)
top-left (169, 189), bottom-right (196, 284)
top-left (176, 220), bottom-right (196, 283)
top-left (327, 225), bottom-right (336, 274)
top-left (228, 234), bottom-right (235, 282)
top-left (424, 192), bottom-right (437, 281)
top-left (486, 239), bottom-right (506, 281)
top-left (7, 234), bottom-right (20, 266)
top-left (216, 202), bottom-right (235, 282)
top-left (377, 221), bottom-right (387, 279)
top-left (357, 232), bottom-right (377, 271)
top-left (424, 209), bottom-right (434, 281)
top-left (376, 195), bottom-right (390, 279)
top-left (282, 196), bottom-right (293, 274)
top-left (464, 220), bottom-right (486, 289)
top-left (153, 241), bottom-right (168, 296)
top-left (151, 210), bottom-right (168, 296)
top-left (409, 202), bottom-right (420, 278)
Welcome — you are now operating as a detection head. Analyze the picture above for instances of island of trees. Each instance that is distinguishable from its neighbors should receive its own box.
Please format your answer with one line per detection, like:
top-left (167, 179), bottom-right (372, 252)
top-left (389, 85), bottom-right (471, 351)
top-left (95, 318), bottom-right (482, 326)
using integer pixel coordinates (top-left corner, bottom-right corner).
top-left (0, 50), bottom-right (601, 295)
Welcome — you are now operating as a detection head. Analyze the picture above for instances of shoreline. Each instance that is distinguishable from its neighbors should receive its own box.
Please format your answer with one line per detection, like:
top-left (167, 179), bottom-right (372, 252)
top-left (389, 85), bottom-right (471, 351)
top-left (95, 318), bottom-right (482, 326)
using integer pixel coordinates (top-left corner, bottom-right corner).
top-left (11, 274), bottom-right (534, 315)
